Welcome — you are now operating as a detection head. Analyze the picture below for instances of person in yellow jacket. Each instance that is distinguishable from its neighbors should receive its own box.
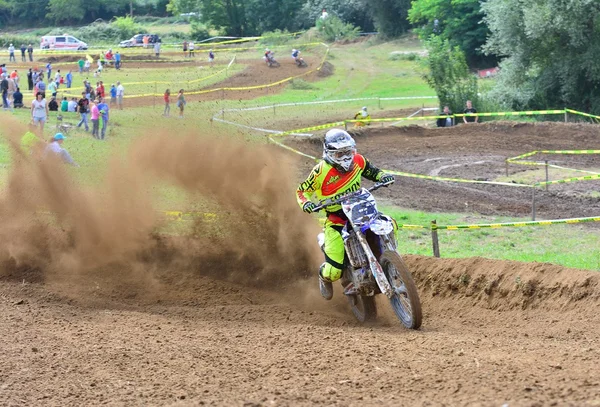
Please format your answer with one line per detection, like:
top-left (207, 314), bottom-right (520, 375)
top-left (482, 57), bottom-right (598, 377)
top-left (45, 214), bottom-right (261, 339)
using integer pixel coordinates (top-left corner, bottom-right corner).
top-left (296, 129), bottom-right (394, 299)
top-left (353, 106), bottom-right (370, 127)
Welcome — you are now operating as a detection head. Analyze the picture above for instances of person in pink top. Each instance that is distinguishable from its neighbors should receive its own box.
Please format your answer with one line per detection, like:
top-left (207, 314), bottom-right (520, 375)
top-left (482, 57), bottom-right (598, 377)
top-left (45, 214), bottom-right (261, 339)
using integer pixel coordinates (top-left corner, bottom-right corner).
top-left (90, 100), bottom-right (100, 139)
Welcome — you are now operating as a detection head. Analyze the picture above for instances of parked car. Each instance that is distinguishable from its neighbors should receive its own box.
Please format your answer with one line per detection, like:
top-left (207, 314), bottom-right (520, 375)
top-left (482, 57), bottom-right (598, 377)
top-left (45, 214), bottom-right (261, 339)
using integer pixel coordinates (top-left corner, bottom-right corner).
top-left (40, 35), bottom-right (88, 50)
top-left (119, 34), bottom-right (161, 48)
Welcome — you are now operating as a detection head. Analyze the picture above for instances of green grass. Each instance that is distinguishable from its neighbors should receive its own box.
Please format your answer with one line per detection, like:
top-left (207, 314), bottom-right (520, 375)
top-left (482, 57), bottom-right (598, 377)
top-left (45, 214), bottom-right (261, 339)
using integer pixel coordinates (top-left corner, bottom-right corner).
top-left (497, 166), bottom-right (600, 185)
top-left (384, 206), bottom-right (600, 271)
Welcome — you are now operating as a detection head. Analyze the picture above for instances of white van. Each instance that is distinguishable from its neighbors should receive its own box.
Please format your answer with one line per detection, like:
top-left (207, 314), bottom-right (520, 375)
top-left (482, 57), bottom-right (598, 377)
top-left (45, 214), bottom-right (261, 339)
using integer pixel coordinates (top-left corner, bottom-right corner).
top-left (40, 35), bottom-right (88, 50)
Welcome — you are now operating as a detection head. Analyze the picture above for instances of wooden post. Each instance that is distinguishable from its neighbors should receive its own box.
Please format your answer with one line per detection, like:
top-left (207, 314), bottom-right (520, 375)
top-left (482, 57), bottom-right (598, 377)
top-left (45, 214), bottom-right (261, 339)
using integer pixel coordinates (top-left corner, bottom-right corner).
top-left (545, 160), bottom-right (549, 191)
top-left (564, 108), bottom-right (568, 123)
top-left (431, 220), bottom-right (440, 258)
top-left (531, 187), bottom-right (536, 221)
top-left (344, 121), bottom-right (348, 131)
top-left (505, 160), bottom-right (509, 177)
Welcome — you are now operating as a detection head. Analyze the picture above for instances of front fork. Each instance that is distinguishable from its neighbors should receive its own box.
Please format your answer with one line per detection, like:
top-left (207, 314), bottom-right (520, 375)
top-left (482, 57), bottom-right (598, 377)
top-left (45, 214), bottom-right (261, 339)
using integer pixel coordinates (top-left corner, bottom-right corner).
top-left (352, 226), bottom-right (395, 298)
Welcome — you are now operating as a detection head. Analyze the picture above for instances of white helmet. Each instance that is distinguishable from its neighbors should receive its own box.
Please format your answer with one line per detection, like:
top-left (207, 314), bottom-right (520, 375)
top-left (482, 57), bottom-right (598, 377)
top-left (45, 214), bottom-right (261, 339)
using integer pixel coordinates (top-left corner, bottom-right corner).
top-left (362, 106), bottom-right (367, 111)
top-left (323, 129), bottom-right (356, 173)
top-left (265, 48), bottom-right (270, 52)
top-left (292, 49), bottom-right (297, 53)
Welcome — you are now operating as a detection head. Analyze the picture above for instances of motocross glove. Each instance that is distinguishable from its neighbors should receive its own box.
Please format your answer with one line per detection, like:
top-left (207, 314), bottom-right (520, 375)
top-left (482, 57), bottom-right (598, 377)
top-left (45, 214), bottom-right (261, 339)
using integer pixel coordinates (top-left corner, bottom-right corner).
top-left (303, 202), bottom-right (317, 213)
top-left (380, 174), bottom-right (395, 184)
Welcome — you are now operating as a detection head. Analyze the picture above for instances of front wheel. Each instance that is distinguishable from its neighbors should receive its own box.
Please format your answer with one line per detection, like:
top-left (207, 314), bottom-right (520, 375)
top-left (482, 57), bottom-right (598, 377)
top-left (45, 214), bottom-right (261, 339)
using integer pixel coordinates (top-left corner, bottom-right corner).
top-left (379, 251), bottom-right (422, 329)
top-left (347, 294), bottom-right (377, 323)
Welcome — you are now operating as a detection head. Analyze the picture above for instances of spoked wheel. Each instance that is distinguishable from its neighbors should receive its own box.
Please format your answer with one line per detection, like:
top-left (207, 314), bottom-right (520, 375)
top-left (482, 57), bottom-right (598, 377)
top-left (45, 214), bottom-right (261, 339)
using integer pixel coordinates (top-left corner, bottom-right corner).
top-left (347, 294), bottom-right (377, 323)
top-left (379, 251), bottom-right (422, 329)
top-left (269, 61), bottom-right (280, 68)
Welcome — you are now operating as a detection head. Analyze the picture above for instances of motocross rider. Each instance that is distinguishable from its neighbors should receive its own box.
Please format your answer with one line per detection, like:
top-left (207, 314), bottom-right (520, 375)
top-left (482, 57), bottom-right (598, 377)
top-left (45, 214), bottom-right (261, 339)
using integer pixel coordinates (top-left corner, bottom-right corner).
top-left (296, 129), bottom-right (395, 300)
top-left (353, 106), bottom-right (371, 127)
top-left (264, 48), bottom-right (274, 63)
top-left (292, 49), bottom-right (300, 61)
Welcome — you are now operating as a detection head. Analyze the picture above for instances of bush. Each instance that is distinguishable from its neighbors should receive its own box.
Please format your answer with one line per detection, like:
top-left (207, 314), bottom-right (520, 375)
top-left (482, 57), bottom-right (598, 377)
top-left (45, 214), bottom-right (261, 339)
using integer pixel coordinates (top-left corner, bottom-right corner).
top-left (316, 15), bottom-right (360, 42)
top-left (289, 78), bottom-right (317, 90)
top-left (0, 34), bottom-right (38, 48)
top-left (422, 35), bottom-right (478, 116)
top-left (190, 20), bottom-right (210, 41)
top-left (388, 52), bottom-right (420, 61)
top-left (45, 17), bottom-right (148, 44)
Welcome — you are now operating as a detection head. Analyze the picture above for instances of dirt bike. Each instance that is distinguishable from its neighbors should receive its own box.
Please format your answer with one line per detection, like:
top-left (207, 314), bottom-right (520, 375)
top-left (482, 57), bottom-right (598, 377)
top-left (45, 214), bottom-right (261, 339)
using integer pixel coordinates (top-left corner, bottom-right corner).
top-left (264, 55), bottom-right (280, 68)
top-left (295, 57), bottom-right (307, 68)
top-left (314, 180), bottom-right (422, 329)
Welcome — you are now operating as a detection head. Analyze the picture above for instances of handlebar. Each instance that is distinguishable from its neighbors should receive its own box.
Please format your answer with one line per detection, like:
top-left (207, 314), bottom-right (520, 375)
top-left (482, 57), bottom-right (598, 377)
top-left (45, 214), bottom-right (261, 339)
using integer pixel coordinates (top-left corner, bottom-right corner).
top-left (312, 180), bottom-right (394, 213)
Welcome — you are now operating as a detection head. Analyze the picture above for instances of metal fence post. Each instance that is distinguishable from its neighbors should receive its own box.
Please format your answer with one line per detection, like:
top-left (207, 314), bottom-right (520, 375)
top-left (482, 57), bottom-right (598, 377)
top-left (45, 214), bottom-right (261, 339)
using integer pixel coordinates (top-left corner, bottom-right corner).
top-left (564, 108), bottom-right (568, 123)
top-left (531, 187), bottom-right (537, 221)
top-left (505, 160), bottom-right (509, 177)
top-left (431, 220), bottom-right (440, 258)
top-left (344, 121), bottom-right (348, 131)
top-left (545, 160), bottom-right (549, 191)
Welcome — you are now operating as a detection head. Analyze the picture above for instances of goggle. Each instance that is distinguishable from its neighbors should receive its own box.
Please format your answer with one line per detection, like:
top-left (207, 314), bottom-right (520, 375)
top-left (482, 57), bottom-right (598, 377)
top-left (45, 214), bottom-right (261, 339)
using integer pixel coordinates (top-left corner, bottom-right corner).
top-left (330, 148), bottom-right (355, 160)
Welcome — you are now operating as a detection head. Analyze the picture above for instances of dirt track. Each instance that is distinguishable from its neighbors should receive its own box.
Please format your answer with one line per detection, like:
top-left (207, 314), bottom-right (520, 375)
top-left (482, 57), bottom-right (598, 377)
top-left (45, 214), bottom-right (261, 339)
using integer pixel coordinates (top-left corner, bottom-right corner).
top-left (288, 122), bottom-right (600, 219)
top-left (2, 255), bottom-right (600, 406)
top-left (3, 59), bottom-right (600, 406)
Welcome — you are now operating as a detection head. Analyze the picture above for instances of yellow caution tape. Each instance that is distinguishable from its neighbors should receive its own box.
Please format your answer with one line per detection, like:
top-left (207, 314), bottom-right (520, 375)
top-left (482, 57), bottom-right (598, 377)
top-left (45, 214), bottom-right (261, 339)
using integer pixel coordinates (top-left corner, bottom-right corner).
top-left (434, 215), bottom-right (600, 230)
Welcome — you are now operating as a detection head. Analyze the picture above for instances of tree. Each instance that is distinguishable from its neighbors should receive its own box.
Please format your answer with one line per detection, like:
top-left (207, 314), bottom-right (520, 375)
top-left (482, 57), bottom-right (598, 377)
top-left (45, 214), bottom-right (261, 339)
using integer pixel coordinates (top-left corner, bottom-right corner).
top-left (368, 0), bottom-right (411, 38)
top-left (409, 0), bottom-right (495, 66)
top-left (482, 0), bottom-right (600, 113)
top-left (422, 35), bottom-right (478, 114)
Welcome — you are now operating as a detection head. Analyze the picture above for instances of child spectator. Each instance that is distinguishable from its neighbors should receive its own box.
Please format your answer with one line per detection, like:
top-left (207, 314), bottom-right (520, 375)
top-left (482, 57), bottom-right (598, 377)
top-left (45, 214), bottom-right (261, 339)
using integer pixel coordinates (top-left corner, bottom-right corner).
top-left (48, 96), bottom-right (58, 111)
top-left (60, 96), bottom-right (68, 112)
top-left (176, 89), bottom-right (186, 118)
top-left (163, 89), bottom-right (170, 116)
top-left (109, 84), bottom-right (117, 106)
top-left (13, 87), bottom-right (23, 108)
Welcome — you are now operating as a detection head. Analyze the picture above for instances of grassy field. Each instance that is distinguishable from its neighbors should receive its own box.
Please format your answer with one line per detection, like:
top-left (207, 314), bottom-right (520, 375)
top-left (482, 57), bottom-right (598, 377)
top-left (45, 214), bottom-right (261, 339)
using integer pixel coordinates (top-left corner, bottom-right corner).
top-left (0, 35), bottom-right (598, 271)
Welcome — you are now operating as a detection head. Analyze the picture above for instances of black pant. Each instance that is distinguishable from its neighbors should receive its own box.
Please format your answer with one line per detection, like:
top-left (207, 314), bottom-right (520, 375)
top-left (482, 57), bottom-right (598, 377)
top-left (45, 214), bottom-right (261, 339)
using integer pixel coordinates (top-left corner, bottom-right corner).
top-left (28, 80), bottom-right (33, 91)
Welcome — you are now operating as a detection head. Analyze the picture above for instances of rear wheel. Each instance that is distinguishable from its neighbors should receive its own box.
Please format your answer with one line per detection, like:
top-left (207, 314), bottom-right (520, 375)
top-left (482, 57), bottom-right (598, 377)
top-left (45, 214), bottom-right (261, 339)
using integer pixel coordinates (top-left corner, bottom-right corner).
top-left (379, 251), bottom-right (422, 329)
top-left (347, 294), bottom-right (377, 323)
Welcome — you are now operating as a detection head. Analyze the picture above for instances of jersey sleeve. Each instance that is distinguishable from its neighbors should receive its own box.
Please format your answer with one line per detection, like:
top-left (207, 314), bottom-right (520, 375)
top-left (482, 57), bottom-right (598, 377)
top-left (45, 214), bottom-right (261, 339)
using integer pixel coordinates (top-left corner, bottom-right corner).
top-left (296, 162), bottom-right (322, 208)
top-left (362, 156), bottom-right (384, 182)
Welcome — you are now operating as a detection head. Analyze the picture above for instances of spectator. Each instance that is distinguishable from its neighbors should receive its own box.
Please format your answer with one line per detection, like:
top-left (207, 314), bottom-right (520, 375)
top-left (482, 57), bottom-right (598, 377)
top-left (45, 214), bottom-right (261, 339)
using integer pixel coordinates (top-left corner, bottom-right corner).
top-left (154, 40), bottom-right (161, 58)
top-left (46, 62), bottom-right (52, 82)
top-left (7, 75), bottom-right (16, 104)
top-left (55, 70), bottom-right (61, 85)
top-left (10, 70), bottom-right (19, 88)
top-left (83, 80), bottom-right (91, 99)
top-left (84, 59), bottom-right (90, 73)
top-left (116, 81), bottom-right (124, 110)
top-left (163, 89), bottom-right (170, 117)
top-left (48, 80), bottom-right (58, 98)
top-left (321, 8), bottom-right (329, 19)
top-left (77, 92), bottom-right (90, 131)
top-left (78, 58), bottom-right (85, 74)
top-left (67, 98), bottom-right (77, 112)
top-left (353, 106), bottom-right (371, 127)
top-left (183, 40), bottom-right (188, 58)
top-left (8, 44), bottom-right (15, 62)
top-left (20, 44), bottom-right (26, 62)
top-left (143, 35), bottom-right (149, 49)
top-left (60, 96), bottom-right (68, 112)
top-left (36, 78), bottom-right (46, 99)
top-left (48, 97), bottom-right (58, 111)
top-left (209, 49), bottom-right (215, 65)
top-left (189, 41), bottom-right (195, 57)
top-left (65, 70), bottom-right (72, 88)
top-left (1, 74), bottom-right (9, 110)
top-left (436, 106), bottom-right (454, 127)
top-left (27, 68), bottom-right (33, 91)
top-left (90, 100), bottom-right (99, 139)
top-left (31, 92), bottom-right (48, 133)
top-left (45, 133), bottom-right (78, 166)
top-left (109, 84), bottom-right (117, 106)
top-left (13, 87), bottom-right (23, 108)
top-left (463, 100), bottom-right (478, 123)
top-left (97, 97), bottom-right (109, 140)
top-left (115, 52), bottom-right (121, 70)
top-left (176, 89), bottom-right (186, 118)
top-left (98, 81), bottom-right (105, 99)
top-left (27, 44), bottom-right (33, 62)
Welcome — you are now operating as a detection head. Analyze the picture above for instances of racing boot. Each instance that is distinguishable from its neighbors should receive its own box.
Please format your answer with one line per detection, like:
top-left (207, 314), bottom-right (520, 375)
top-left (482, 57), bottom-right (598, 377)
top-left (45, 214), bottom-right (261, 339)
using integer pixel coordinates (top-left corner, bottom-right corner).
top-left (318, 263), bottom-right (334, 300)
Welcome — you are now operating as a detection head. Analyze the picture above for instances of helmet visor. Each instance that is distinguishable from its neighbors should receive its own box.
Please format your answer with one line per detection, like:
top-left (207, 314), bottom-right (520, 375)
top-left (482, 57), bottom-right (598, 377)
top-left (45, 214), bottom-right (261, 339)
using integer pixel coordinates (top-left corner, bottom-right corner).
top-left (330, 147), bottom-right (354, 160)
